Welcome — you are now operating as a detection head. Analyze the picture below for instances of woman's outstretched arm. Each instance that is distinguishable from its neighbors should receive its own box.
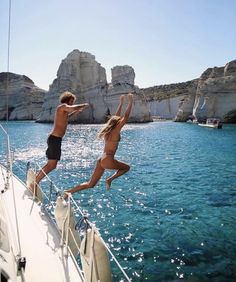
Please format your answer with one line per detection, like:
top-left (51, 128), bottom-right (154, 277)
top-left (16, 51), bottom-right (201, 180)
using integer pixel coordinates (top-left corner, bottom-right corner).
top-left (118, 93), bottom-right (134, 128)
top-left (115, 95), bottom-right (125, 116)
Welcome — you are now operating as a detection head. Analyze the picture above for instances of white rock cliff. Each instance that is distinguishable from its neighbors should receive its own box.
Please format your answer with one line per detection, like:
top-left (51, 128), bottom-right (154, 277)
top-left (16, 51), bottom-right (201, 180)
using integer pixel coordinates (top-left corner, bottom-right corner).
top-left (0, 73), bottom-right (45, 120)
top-left (192, 61), bottom-right (236, 122)
top-left (2, 52), bottom-right (235, 124)
top-left (38, 50), bottom-right (151, 123)
top-left (143, 59), bottom-right (236, 123)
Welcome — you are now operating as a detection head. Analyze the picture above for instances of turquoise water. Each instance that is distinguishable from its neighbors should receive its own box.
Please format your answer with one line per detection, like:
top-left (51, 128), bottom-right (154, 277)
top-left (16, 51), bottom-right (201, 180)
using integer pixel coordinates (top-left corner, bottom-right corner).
top-left (1, 121), bottom-right (236, 281)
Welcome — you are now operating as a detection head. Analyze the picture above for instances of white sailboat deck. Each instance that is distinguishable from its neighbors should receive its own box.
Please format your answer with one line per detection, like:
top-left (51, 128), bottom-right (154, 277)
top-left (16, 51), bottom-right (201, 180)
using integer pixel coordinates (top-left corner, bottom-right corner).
top-left (0, 165), bottom-right (84, 282)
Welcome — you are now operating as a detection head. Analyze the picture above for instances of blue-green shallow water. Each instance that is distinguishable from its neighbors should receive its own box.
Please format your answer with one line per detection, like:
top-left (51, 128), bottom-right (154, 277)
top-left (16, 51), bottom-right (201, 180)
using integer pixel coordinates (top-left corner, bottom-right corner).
top-left (1, 121), bottom-right (236, 282)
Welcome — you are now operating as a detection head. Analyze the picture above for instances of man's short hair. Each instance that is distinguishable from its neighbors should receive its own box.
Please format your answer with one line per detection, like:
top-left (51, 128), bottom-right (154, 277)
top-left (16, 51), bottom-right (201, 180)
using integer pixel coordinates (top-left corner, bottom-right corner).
top-left (60, 91), bottom-right (76, 104)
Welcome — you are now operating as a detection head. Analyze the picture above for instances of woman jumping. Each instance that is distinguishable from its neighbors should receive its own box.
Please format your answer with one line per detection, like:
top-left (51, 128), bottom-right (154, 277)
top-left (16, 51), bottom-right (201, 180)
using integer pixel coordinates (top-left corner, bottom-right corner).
top-left (64, 93), bottom-right (133, 197)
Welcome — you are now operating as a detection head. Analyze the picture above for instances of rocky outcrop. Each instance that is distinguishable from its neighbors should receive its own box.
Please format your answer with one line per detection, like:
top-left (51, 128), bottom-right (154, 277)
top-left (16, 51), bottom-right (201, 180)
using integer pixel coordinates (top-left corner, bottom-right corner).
top-left (148, 96), bottom-right (184, 119)
top-left (143, 80), bottom-right (198, 119)
top-left (103, 78), bottom-right (152, 122)
top-left (175, 60), bottom-right (236, 123)
top-left (0, 72), bottom-right (45, 120)
top-left (39, 50), bottom-right (108, 123)
top-left (172, 80), bottom-right (199, 122)
top-left (111, 65), bottom-right (135, 86)
top-left (39, 50), bottom-right (151, 123)
top-left (145, 59), bottom-right (236, 123)
top-left (3, 51), bottom-right (234, 124)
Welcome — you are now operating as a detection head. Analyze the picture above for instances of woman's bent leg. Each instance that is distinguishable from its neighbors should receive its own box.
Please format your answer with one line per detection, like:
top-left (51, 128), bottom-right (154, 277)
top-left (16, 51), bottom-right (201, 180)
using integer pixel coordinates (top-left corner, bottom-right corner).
top-left (64, 159), bottom-right (105, 197)
top-left (101, 159), bottom-right (130, 190)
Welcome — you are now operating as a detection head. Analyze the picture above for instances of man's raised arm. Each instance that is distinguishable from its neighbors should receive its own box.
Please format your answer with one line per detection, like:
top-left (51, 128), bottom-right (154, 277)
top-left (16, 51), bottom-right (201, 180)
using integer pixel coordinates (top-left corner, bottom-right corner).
top-left (64, 103), bottom-right (89, 116)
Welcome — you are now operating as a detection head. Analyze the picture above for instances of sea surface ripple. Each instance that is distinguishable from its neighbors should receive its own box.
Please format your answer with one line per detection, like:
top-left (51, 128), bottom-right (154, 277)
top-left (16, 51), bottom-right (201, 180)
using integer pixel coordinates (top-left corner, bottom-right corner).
top-left (0, 121), bottom-right (236, 281)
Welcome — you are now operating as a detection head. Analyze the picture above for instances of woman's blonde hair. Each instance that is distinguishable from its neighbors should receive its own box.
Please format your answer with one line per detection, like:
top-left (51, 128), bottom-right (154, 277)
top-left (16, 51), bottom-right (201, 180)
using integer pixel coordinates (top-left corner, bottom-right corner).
top-left (98, 115), bottom-right (121, 139)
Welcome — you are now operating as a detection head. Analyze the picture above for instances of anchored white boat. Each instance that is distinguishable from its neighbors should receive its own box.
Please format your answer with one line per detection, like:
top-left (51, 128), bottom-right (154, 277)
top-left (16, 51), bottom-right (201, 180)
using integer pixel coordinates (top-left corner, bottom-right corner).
top-left (0, 163), bottom-right (84, 282)
top-left (0, 125), bottom-right (131, 282)
top-left (1, 1), bottom-right (131, 280)
top-left (198, 118), bottom-right (223, 129)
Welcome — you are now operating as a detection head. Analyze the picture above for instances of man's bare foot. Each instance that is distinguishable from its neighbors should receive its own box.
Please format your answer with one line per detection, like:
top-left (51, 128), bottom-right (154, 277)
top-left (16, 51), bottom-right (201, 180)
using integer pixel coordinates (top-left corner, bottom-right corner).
top-left (106, 179), bottom-right (112, 190)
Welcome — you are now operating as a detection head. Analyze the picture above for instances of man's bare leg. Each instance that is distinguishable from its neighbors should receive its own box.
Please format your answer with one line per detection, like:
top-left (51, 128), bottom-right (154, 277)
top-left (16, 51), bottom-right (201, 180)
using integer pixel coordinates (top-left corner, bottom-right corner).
top-left (30, 160), bottom-right (58, 193)
top-left (36, 159), bottom-right (58, 184)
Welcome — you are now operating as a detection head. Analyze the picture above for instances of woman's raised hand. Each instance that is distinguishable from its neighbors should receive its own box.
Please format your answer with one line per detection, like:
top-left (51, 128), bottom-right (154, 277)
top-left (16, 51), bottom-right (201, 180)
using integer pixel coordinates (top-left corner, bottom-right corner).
top-left (120, 95), bottom-right (125, 103)
top-left (128, 93), bottom-right (134, 101)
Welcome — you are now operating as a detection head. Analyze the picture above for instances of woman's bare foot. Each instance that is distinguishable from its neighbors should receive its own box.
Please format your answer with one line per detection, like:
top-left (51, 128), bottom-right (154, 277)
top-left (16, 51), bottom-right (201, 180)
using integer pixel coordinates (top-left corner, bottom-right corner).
top-left (106, 179), bottom-right (112, 190)
top-left (63, 191), bottom-right (71, 199)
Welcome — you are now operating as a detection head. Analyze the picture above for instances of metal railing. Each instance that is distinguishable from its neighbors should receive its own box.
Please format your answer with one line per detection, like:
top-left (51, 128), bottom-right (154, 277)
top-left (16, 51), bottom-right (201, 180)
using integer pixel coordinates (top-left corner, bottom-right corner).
top-left (29, 160), bottom-right (132, 282)
top-left (0, 132), bottom-right (131, 281)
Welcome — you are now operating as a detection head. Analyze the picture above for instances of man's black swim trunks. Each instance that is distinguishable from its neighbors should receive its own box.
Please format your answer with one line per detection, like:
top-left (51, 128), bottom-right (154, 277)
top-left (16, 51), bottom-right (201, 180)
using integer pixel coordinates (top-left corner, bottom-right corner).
top-left (46, 135), bottom-right (62, 160)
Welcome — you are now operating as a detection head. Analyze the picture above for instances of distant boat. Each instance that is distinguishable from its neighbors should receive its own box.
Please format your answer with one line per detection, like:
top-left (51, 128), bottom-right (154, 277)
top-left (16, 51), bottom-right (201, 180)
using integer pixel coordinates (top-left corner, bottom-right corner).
top-left (198, 118), bottom-right (223, 129)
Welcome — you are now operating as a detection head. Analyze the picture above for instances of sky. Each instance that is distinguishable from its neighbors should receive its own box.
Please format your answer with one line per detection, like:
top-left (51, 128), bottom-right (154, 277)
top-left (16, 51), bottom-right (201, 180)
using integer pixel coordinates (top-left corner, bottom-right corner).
top-left (0, 0), bottom-right (236, 91)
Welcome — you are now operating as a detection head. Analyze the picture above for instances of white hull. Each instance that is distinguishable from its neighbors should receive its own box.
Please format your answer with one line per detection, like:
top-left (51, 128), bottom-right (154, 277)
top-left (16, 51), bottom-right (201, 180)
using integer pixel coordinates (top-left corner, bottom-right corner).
top-left (0, 165), bottom-right (84, 282)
